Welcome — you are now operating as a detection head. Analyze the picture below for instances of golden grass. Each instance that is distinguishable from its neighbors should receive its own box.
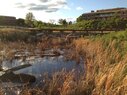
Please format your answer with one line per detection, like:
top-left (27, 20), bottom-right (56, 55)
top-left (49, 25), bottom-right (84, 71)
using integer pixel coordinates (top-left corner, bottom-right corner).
top-left (0, 36), bottom-right (127, 95)
top-left (71, 38), bottom-right (127, 95)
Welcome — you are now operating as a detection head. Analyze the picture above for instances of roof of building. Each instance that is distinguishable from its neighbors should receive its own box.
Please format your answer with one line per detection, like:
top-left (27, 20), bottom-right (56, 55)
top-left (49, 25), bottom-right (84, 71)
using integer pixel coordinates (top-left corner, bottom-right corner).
top-left (83, 7), bottom-right (127, 15)
top-left (0, 15), bottom-right (16, 19)
top-left (96, 8), bottom-right (126, 12)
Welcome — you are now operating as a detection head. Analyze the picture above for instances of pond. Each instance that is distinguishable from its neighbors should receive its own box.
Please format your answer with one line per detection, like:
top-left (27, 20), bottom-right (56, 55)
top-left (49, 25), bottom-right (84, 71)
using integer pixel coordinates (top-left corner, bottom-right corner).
top-left (0, 50), bottom-right (85, 94)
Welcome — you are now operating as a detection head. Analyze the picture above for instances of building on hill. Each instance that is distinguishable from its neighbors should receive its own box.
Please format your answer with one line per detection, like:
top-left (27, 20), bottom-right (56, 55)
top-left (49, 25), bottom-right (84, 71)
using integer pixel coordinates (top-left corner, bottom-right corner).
top-left (78, 8), bottom-right (127, 21)
top-left (0, 16), bottom-right (16, 26)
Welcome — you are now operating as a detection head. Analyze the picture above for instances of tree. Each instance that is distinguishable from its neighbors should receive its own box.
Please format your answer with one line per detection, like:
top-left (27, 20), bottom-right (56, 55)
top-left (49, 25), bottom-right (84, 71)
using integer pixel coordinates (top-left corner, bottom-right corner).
top-left (58, 19), bottom-right (68, 26)
top-left (33, 20), bottom-right (46, 28)
top-left (49, 19), bottom-right (55, 24)
top-left (25, 12), bottom-right (35, 27)
top-left (68, 21), bottom-right (72, 25)
top-left (76, 15), bottom-right (84, 22)
top-left (16, 18), bottom-right (25, 26)
top-left (58, 19), bottom-right (63, 25)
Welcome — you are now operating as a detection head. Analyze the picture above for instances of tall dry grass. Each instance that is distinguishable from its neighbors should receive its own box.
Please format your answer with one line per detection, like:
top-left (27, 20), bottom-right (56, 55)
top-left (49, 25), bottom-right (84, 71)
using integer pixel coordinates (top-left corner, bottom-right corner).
top-left (17, 37), bottom-right (126, 95)
top-left (71, 38), bottom-right (127, 95)
top-left (0, 30), bottom-right (127, 94)
top-left (0, 38), bottom-right (127, 95)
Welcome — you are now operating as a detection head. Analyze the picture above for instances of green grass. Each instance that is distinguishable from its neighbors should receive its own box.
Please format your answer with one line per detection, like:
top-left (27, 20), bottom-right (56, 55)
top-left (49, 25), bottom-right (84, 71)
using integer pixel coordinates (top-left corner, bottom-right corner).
top-left (90, 30), bottom-right (127, 58)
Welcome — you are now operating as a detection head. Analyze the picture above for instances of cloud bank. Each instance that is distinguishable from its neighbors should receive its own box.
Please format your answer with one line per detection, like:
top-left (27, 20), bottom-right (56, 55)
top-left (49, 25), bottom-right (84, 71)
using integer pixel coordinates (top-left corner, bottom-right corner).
top-left (15, 0), bottom-right (68, 13)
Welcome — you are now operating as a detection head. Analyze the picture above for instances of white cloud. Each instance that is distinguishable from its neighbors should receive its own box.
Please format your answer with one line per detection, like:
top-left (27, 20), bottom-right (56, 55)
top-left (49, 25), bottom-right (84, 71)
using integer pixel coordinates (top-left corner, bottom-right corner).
top-left (76, 6), bottom-right (83, 10)
top-left (0, 0), bottom-right (77, 23)
top-left (63, 5), bottom-right (71, 10)
top-left (39, 0), bottom-right (49, 2)
top-left (15, 0), bottom-right (67, 12)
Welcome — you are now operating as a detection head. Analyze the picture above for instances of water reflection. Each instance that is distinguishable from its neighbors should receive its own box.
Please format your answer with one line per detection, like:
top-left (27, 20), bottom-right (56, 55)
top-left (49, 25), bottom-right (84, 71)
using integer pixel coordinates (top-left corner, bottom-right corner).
top-left (2, 56), bottom-right (84, 79)
top-left (0, 55), bottom-right (85, 94)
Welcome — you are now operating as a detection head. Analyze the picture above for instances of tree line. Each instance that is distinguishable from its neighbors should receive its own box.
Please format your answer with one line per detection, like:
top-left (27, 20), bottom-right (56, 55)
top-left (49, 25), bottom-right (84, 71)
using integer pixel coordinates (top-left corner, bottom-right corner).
top-left (68, 17), bottom-right (127, 30)
top-left (16, 12), bottom-right (127, 30)
top-left (72, 14), bottom-right (127, 30)
top-left (16, 12), bottom-right (72, 28)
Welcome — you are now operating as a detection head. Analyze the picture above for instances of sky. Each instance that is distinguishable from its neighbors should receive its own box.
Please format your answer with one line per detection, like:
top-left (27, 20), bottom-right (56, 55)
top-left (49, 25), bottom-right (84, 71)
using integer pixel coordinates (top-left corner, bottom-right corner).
top-left (0, 0), bottom-right (127, 23)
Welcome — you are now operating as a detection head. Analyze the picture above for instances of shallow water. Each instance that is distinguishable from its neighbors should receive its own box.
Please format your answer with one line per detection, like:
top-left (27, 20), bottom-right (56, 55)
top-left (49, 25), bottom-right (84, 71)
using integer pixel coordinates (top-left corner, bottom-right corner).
top-left (1, 55), bottom-right (84, 82)
top-left (0, 54), bottom-right (85, 94)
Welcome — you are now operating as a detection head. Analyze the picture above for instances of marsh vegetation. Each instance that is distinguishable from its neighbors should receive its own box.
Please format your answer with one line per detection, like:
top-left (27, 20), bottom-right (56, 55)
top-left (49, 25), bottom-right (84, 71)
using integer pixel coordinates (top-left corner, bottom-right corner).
top-left (0, 27), bottom-right (127, 95)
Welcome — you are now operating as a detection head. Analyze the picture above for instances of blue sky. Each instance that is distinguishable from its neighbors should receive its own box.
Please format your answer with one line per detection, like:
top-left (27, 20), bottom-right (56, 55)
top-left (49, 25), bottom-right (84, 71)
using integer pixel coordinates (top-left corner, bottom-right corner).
top-left (0, 0), bottom-right (126, 23)
top-left (65, 0), bottom-right (127, 20)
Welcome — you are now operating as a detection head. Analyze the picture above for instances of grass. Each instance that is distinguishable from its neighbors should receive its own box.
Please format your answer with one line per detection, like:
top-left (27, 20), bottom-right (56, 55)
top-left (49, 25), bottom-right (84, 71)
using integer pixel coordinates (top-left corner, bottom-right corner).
top-left (0, 28), bottom-right (35, 42)
top-left (61, 30), bottom-right (127, 95)
top-left (70, 30), bottom-right (127, 95)
top-left (70, 39), bottom-right (127, 95)
top-left (1, 28), bottom-right (127, 94)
